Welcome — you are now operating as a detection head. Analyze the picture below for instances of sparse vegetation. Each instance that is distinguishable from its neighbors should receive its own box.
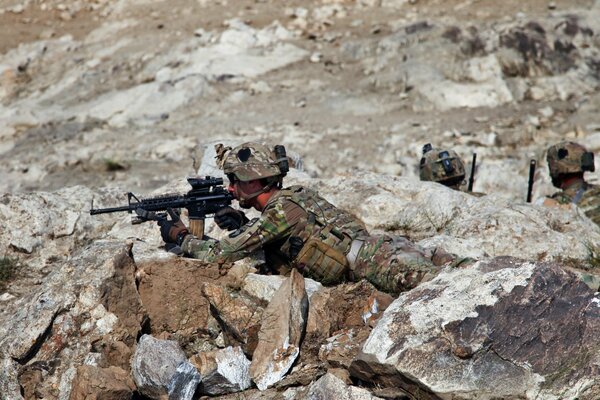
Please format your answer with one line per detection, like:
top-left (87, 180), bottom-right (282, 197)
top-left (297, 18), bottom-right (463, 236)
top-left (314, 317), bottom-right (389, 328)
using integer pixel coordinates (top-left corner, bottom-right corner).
top-left (585, 242), bottom-right (600, 270)
top-left (103, 158), bottom-right (129, 172)
top-left (0, 256), bottom-right (19, 290)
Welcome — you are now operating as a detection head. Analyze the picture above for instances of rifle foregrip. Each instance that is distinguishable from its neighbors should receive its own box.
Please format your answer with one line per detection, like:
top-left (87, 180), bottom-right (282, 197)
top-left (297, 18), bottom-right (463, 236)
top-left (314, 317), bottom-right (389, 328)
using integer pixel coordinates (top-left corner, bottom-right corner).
top-left (189, 218), bottom-right (205, 238)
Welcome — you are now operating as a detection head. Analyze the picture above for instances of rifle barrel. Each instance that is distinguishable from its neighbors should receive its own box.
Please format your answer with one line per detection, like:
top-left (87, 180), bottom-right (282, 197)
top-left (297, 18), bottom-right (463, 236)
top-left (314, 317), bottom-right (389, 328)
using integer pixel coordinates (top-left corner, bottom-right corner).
top-left (90, 205), bottom-right (135, 215)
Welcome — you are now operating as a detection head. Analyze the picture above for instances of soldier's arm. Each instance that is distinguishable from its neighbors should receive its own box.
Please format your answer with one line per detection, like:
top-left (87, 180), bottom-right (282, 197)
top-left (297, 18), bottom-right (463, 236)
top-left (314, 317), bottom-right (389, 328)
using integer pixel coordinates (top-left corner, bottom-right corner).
top-left (180, 202), bottom-right (295, 263)
top-left (541, 197), bottom-right (573, 210)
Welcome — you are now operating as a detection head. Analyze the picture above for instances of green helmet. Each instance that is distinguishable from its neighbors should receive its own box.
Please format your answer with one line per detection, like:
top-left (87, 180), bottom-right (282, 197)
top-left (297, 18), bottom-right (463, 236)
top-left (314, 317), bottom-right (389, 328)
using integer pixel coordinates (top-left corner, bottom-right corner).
top-left (546, 141), bottom-right (595, 179)
top-left (419, 144), bottom-right (466, 186)
top-left (216, 142), bottom-right (288, 182)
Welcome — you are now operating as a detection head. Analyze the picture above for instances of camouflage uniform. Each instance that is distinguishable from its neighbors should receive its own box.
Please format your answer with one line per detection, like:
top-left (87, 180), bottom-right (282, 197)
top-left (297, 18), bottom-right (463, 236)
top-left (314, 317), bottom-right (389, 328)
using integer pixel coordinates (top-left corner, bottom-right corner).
top-left (546, 141), bottom-right (600, 226)
top-left (182, 185), bottom-right (446, 295)
top-left (549, 181), bottom-right (600, 226)
top-left (182, 142), bottom-right (448, 295)
top-left (419, 144), bottom-right (484, 196)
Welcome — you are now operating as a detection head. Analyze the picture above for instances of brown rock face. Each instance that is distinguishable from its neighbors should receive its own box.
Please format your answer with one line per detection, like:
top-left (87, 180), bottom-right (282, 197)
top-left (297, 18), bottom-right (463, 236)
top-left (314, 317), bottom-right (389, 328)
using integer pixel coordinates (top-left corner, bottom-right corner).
top-left (99, 244), bottom-right (147, 348)
top-left (250, 269), bottom-right (309, 390)
top-left (68, 365), bottom-right (136, 400)
top-left (306, 280), bottom-right (393, 341)
top-left (351, 258), bottom-right (600, 400)
top-left (319, 328), bottom-right (371, 370)
top-left (202, 282), bottom-right (264, 356)
top-left (137, 258), bottom-right (223, 340)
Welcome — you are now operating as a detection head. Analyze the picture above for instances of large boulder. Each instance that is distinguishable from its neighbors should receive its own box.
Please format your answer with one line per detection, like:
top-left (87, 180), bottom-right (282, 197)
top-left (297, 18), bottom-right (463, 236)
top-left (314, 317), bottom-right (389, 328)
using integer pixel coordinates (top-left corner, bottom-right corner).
top-left (350, 257), bottom-right (600, 399)
top-left (293, 171), bottom-right (600, 264)
top-left (0, 186), bottom-right (131, 269)
top-left (131, 334), bottom-right (198, 399)
top-left (0, 240), bottom-right (145, 399)
top-left (250, 269), bottom-right (309, 390)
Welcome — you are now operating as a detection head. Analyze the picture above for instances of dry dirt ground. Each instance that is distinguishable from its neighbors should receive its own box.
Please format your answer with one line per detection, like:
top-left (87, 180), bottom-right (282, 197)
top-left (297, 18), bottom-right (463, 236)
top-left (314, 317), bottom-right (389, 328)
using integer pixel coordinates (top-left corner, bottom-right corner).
top-left (1, 0), bottom-right (598, 196)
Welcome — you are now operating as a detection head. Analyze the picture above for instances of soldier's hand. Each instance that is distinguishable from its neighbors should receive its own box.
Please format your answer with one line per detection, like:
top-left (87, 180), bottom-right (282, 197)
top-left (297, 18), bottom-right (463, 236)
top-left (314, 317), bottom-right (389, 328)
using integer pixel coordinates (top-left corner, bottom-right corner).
top-left (214, 206), bottom-right (249, 231)
top-left (158, 218), bottom-right (189, 245)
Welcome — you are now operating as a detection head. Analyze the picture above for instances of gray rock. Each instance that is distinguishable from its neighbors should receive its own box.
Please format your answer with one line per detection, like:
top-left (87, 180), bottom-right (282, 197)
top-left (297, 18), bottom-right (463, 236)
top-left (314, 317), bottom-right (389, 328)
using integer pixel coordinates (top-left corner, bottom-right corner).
top-left (350, 257), bottom-right (600, 399)
top-left (304, 171), bottom-right (600, 264)
top-left (131, 334), bottom-right (188, 399)
top-left (0, 357), bottom-right (22, 400)
top-left (250, 269), bottom-right (309, 390)
top-left (242, 273), bottom-right (323, 302)
top-left (191, 346), bottom-right (251, 395)
top-left (167, 361), bottom-right (202, 400)
top-left (305, 373), bottom-right (383, 400)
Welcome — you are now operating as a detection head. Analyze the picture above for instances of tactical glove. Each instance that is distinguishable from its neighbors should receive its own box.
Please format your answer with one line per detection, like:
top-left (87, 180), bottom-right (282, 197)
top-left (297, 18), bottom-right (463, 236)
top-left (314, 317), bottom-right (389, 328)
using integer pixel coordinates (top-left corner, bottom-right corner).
top-left (158, 218), bottom-right (189, 245)
top-left (214, 206), bottom-right (249, 231)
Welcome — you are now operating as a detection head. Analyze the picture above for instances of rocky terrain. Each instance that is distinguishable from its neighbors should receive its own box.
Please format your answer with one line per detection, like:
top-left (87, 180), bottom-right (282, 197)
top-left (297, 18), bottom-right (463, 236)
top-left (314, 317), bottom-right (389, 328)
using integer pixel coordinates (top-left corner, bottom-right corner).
top-left (1, 0), bottom-right (600, 399)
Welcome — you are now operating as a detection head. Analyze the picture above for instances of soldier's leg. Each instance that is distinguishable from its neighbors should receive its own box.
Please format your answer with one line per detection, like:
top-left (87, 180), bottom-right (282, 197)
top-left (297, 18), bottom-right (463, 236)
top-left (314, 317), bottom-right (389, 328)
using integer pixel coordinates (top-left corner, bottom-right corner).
top-left (351, 235), bottom-right (440, 295)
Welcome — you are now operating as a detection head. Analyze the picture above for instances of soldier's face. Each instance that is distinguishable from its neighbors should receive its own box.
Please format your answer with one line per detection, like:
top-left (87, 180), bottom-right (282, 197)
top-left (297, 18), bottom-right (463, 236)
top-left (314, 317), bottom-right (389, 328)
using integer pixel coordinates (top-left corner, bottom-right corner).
top-left (228, 179), bottom-right (263, 209)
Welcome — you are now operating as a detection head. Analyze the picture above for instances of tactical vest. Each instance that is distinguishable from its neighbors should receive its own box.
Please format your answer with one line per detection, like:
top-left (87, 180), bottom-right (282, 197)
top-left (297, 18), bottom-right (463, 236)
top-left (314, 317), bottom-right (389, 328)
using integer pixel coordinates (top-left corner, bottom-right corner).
top-left (274, 186), bottom-right (367, 284)
top-left (576, 185), bottom-right (600, 227)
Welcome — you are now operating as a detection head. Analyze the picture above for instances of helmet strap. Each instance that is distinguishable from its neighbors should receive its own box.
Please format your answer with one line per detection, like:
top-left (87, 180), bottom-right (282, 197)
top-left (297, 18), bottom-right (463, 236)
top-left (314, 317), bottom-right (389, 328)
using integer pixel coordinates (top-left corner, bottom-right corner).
top-left (237, 177), bottom-right (281, 207)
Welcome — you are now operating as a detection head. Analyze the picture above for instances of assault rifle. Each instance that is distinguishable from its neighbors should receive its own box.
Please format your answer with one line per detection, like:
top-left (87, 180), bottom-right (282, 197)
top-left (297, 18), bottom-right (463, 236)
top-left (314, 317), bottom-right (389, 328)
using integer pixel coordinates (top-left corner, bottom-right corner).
top-left (90, 176), bottom-right (233, 237)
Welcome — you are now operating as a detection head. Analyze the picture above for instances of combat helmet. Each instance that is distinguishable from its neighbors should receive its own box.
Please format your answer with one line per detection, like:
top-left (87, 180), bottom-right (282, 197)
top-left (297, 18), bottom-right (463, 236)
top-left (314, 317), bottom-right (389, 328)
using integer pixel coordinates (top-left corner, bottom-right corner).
top-left (546, 141), bottom-right (595, 179)
top-left (419, 143), bottom-right (466, 187)
top-left (215, 142), bottom-right (289, 182)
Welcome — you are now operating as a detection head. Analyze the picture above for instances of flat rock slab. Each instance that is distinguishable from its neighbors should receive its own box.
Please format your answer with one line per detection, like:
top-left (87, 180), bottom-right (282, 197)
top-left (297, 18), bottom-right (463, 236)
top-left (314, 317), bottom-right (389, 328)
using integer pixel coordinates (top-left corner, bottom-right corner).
top-left (351, 257), bottom-right (600, 400)
top-left (250, 269), bottom-right (309, 391)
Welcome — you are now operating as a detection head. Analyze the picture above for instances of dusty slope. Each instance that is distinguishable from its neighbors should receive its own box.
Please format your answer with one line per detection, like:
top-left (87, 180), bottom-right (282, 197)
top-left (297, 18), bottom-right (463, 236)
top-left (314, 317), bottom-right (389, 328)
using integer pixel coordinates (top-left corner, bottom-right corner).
top-left (0, 0), bottom-right (598, 199)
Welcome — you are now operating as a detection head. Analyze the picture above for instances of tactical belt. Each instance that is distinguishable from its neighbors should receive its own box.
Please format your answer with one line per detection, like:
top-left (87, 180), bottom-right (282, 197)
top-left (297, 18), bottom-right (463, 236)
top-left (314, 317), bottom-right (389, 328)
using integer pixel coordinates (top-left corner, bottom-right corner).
top-left (346, 238), bottom-right (365, 268)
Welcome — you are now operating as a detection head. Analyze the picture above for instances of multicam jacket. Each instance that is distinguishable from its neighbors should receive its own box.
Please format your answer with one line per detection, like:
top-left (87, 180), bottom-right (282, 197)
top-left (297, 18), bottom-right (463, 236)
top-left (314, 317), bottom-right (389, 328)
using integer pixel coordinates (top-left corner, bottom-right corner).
top-left (181, 185), bottom-right (442, 294)
top-left (549, 181), bottom-right (600, 226)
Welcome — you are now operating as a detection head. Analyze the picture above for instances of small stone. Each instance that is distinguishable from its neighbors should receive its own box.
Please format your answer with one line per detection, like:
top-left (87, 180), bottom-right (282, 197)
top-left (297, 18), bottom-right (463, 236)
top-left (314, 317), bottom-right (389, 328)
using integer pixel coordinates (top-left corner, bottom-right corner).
top-left (539, 106), bottom-right (554, 118)
top-left (39, 29), bottom-right (55, 39)
top-left (0, 293), bottom-right (16, 302)
top-left (10, 4), bottom-right (24, 13)
top-left (310, 53), bottom-right (322, 63)
top-left (86, 59), bottom-right (101, 68)
top-left (548, 2), bottom-right (557, 9)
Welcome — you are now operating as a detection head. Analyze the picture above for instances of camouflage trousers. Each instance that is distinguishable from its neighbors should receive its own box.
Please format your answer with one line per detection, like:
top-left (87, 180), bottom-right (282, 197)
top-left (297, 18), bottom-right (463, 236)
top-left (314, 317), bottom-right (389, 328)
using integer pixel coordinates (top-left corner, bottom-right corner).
top-left (349, 234), bottom-right (452, 295)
